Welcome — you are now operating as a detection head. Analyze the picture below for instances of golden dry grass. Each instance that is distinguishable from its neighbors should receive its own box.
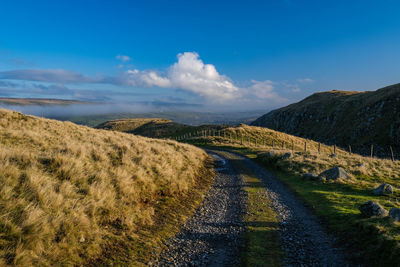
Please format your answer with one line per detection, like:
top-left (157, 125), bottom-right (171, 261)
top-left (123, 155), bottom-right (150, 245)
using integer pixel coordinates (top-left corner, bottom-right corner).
top-left (0, 109), bottom-right (210, 266)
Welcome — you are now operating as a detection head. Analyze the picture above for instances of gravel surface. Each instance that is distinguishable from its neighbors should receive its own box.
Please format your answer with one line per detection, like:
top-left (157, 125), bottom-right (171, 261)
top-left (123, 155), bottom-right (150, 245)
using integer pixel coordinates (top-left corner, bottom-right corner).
top-left (224, 150), bottom-right (353, 267)
top-left (154, 153), bottom-right (246, 266)
top-left (156, 150), bottom-right (354, 266)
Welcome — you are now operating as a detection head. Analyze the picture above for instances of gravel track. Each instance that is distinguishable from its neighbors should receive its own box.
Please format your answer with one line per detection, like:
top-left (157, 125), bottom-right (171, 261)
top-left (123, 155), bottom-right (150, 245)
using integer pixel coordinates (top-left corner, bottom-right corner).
top-left (156, 150), bottom-right (352, 266)
top-left (154, 152), bottom-right (246, 266)
top-left (222, 150), bottom-right (352, 267)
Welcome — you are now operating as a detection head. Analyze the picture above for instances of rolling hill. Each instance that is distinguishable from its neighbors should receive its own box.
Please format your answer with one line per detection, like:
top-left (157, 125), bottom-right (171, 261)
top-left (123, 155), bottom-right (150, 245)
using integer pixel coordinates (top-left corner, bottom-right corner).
top-left (251, 83), bottom-right (400, 154)
top-left (0, 109), bottom-right (212, 266)
top-left (0, 97), bottom-right (88, 106)
top-left (96, 118), bottom-right (226, 138)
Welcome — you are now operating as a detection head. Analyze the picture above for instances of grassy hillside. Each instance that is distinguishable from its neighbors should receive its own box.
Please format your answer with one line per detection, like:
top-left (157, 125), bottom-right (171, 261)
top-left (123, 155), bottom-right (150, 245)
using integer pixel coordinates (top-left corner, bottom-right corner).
top-left (179, 124), bottom-right (400, 265)
top-left (96, 118), bottom-right (193, 138)
top-left (251, 83), bottom-right (400, 152)
top-left (0, 109), bottom-right (213, 266)
top-left (96, 118), bottom-right (226, 138)
top-left (54, 110), bottom-right (264, 127)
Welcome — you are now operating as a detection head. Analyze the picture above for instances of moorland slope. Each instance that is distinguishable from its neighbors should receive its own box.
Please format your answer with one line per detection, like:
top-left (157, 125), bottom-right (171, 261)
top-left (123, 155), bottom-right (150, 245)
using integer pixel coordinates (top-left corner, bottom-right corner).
top-left (0, 109), bottom-right (212, 266)
top-left (252, 83), bottom-right (400, 149)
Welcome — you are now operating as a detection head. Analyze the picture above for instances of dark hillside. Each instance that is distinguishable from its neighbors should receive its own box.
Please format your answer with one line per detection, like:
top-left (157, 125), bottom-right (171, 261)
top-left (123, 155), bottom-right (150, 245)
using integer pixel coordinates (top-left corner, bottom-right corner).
top-left (252, 84), bottom-right (400, 156)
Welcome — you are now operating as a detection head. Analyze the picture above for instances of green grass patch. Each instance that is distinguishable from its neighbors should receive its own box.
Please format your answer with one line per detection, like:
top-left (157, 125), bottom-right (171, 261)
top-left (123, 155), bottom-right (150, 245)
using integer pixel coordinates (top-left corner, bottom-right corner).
top-left (259, 167), bottom-right (400, 266)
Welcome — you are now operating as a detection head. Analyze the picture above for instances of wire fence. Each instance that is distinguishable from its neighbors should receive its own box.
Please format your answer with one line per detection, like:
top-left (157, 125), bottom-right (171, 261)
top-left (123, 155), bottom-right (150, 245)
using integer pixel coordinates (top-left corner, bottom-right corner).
top-left (173, 129), bottom-right (398, 161)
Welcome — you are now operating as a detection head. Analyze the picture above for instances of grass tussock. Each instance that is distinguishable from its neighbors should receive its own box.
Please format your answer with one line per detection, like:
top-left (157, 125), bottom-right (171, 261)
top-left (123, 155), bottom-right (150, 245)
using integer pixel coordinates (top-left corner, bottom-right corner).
top-left (0, 109), bottom-right (211, 266)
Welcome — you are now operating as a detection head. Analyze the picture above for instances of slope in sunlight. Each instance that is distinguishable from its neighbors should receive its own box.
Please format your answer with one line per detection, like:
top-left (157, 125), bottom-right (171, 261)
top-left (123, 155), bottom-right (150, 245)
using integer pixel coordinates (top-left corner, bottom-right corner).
top-left (0, 109), bottom-right (212, 266)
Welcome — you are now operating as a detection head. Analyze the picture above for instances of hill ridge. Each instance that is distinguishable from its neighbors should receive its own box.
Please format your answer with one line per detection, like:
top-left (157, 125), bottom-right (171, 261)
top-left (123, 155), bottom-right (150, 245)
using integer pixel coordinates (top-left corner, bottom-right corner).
top-left (251, 83), bottom-right (400, 152)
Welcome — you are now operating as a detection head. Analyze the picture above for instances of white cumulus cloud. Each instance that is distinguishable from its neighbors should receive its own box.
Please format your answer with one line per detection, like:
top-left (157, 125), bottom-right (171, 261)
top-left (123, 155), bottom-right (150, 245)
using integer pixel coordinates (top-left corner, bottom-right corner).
top-left (168, 52), bottom-right (239, 100)
top-left (122, 52), bottom-right (240, 101)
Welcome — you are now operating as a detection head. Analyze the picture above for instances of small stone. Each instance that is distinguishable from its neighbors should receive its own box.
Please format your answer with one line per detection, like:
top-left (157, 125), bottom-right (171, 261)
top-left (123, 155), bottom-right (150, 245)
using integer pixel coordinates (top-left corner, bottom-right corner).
top-left (359, 201), bottom-right (388, 218)
top-left (372, 183), bottom-right (393, 196)
top-left (389, 208), bottom-right (400, 221)
top-left (318, 167), bottom-right (349, 180)
top-left (80, 236), bottom-right (85, 243)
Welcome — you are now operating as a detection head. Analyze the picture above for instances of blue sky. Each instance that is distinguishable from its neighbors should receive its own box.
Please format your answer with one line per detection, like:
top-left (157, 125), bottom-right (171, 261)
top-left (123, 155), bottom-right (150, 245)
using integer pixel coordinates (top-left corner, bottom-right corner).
top-left (1, 0), bottom-right (400, 111)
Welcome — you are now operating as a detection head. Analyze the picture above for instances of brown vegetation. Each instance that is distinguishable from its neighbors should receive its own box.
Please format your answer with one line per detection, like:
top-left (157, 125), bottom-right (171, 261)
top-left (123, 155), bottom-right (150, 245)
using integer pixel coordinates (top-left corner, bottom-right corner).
top-left (0, 109), bottom-right (212, 266)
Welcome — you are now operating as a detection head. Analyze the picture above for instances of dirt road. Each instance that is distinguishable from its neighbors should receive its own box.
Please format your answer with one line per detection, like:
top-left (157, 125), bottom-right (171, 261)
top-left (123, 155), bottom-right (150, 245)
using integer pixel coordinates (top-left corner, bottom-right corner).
top-left (155, 150), bottom-right (350, 266)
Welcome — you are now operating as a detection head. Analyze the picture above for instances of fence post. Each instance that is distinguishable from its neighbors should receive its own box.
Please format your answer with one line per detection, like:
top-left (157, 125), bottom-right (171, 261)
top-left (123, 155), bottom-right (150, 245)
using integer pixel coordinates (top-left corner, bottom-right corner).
top-left (304, 141), bottom-right (307, 152)
top-left (334, 144), bottom-right (336, 155)
top-left (348, 145), bottom-right (352, 155)
top-left (318, 143), bottom-right (321, 154)
top-left (370, 144), bottom-right (374, 158)
top-left (272, 140), bottom-right (275, 148)
top-left (390, 146), bottom-right (394, 161)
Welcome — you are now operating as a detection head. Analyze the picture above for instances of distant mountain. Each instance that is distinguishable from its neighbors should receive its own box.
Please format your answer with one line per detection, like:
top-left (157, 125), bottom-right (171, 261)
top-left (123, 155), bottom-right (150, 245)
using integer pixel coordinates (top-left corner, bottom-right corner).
top-left (251, 83), bottom-right (400, 148)
top-left (0, 97), bottom-right (88, 105)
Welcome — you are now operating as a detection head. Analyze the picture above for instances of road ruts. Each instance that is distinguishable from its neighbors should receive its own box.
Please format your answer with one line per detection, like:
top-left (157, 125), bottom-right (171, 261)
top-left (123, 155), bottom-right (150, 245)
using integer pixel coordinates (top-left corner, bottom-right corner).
top-left (155, 150), bottom-right (354, 267)
top-left (220, 150), bottom-right (352, 267)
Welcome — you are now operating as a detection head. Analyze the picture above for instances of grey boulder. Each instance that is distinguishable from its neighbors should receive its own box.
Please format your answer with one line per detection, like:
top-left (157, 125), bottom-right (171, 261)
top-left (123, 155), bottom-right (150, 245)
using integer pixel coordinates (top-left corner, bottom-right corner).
top-left (389, 208), bottom-right (400, 221)
top-left (372, 183), bottom-right (393, 196)
top-left (359, 201), bottom-right (388, 218)
top-left (318, 167), bottom-right (349, 180)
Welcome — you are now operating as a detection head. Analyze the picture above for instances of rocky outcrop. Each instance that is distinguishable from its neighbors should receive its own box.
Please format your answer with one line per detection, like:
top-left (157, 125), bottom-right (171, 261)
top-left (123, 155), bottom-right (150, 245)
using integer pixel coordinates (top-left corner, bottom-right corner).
top-left (372, 183), bottom-right (394, 196)
top-left (389, 208), bottom-right (400, 221)
top-left (318, 167), bottom-right (349, 180)
top-left (359, 201), bottom-right (388, 218)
